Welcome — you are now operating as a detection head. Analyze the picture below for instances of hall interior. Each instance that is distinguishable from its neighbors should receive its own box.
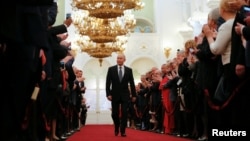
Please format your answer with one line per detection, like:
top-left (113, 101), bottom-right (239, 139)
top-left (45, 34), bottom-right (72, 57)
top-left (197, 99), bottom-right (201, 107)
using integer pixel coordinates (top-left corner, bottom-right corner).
top-left (55, 0), bottom-right (220, 124)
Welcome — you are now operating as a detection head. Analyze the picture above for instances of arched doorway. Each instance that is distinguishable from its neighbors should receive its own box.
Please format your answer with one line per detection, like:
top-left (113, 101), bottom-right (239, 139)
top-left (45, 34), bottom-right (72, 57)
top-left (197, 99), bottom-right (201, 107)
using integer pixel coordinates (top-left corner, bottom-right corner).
top-left (83, 58), bottom-right (113, 124)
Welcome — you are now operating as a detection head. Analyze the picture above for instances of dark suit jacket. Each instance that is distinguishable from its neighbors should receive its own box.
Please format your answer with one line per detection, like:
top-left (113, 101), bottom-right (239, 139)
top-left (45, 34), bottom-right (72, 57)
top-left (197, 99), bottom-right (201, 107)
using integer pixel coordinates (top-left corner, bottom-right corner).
top-left (44, 24), bottom-right (68, 79)
top-left (242, 26), bottom-right (250, 67)
top-left (0, 3), bottom-right (53, 48)
top-left (106, 65), bottom-right (136, 102)
top-left (231, 8), bottom-right (246, 70)
top-left (242, 26), bottom-right (250, 40)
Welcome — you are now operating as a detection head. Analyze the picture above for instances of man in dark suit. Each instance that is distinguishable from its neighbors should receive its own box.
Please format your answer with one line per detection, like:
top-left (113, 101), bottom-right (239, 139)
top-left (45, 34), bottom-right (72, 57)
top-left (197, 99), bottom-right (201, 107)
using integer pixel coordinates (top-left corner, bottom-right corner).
top-left (235, 18), bottom-right (250, 69)
top-left (230, 1), bottom-right (248, 79)
top-left (106, 53), bottom-right (137, 137)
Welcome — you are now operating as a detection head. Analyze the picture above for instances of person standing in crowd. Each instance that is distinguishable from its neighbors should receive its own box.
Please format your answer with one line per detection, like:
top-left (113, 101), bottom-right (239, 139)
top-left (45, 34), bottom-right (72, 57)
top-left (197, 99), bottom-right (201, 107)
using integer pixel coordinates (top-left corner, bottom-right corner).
top-left (80, 97), bottom-right (89, 127)
top-left (160, 63), bottom-right (177, 135)
top-left (178, 39), bottom-right (198, 139)
top-left (136, 75), bottom-right (151, 131)
top-left (0, 1), bottom-right (54, 141)
top-left (147, 68), bottom-right (162, 132)
top-left (194, 7), bottom-right (223, 141)
top-left (72, 70), bottom-right (86, 131)
top-left (106, 53), bottom-right (137, 137)
top-left (228, 0), bottom-right (250, 130)
top-left (42, 2), bottom-right (72, 140)
top-left (229, 0), bottom-right (248, 80)
top-left (127, 85), bottom-right (138, 129)
top-left (202, 1), bottom-right (243, 140)
top-left (234, 2), bottom-right (250, 69)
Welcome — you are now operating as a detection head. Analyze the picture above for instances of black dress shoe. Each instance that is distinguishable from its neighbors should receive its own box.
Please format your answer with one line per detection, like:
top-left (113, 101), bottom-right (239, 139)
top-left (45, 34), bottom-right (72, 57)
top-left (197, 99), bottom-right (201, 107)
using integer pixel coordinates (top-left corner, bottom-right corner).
top-left (115, 125), bottom-right (119, 136)
top-left (115, 131), bottom-right (119, 136)
top-left (121, 133), bottom-right (126, 137)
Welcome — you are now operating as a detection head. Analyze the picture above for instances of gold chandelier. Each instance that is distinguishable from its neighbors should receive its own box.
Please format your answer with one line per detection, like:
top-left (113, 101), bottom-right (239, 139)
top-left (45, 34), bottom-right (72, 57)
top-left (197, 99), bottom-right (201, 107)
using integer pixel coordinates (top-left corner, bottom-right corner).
top-left (71, 0), bottom-right (144, 66)
top-left (75, 35), bottom-right (126, 66)
top-left (72, 0), bottom-right (144, 19)
top-left (72, 10), bottom-right (136, 43)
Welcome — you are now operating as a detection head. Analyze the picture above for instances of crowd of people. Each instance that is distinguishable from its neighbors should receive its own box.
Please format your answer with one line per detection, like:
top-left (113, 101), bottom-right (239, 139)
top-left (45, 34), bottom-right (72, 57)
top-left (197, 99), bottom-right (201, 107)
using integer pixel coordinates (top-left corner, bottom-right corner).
top-left (125, 0), bottom-right (250, 140)
top-left (0, 1), bottom-right (88, 141)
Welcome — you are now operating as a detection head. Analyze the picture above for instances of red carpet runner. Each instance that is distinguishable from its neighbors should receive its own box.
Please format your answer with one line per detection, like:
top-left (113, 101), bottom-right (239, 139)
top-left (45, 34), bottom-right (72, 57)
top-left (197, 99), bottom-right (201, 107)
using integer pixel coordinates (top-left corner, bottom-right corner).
top-left (66, 125), bottom-right (193, 141)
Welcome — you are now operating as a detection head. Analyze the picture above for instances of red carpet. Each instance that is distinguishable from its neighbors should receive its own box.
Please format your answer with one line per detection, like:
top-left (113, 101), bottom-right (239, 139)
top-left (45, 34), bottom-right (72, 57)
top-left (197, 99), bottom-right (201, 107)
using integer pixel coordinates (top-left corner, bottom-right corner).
top-left (66, 125), bottom-right (193, 141)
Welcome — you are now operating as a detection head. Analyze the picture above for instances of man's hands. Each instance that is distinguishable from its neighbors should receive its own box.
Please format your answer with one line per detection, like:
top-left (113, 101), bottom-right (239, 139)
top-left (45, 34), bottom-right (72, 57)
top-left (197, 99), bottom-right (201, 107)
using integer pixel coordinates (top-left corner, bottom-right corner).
top-left (64, 17), bottom-right (72, 27)
top-left (202, 24), bottom-right (217, 38)
top-left (107, 95), bottom-right (112, 101)
top-left (131, 97), bottom-right (136, 102)
top-left (235, 64), bottom-right (246, 79)
top-left (235, 22), bottom-right (245, 35)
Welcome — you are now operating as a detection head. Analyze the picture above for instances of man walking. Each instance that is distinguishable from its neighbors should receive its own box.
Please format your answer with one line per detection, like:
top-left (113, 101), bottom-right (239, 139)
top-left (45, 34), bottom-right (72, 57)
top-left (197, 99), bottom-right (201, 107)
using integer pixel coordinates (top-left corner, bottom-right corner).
top-left (106, 53), bottom-right (137, 137)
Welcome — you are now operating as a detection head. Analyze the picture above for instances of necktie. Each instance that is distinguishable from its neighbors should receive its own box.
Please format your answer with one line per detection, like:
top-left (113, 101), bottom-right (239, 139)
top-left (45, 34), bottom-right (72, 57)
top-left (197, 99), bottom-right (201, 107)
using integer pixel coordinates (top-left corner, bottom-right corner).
top-left (119, 66), bottom-right (122, 81)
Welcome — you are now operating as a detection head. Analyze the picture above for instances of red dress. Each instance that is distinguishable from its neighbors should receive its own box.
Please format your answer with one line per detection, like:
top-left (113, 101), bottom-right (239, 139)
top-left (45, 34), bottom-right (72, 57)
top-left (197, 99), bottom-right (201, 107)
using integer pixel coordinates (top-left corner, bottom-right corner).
top-left (159, 76), bottom-right (175, 134)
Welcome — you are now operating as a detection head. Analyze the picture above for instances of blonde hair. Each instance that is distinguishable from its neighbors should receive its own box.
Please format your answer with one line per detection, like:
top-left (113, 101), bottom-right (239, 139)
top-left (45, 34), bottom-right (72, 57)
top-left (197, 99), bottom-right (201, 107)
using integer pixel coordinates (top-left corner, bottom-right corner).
top-left (184, 39), bottom-right (196, 56)
top-left (220, 0), bottom-right (237, 13)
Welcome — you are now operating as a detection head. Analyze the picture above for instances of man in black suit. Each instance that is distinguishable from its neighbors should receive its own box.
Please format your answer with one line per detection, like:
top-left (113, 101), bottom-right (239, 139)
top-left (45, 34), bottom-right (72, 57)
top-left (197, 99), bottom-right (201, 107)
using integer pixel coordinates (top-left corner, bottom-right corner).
top-left (106, 53), bottom-right (137, 137)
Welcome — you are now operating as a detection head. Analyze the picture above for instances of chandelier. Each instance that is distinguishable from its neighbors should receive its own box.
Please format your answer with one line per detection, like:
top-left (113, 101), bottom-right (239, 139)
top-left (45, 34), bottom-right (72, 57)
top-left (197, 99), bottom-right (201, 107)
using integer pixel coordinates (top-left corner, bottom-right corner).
top-left (72, 10), bottom-right (136, 43)
top-left (75, 35), bottom-right (126, 66)
top-left (72, 0), bottom-right (145, 19)
top-left (71, 0), bottom-right (144, 66)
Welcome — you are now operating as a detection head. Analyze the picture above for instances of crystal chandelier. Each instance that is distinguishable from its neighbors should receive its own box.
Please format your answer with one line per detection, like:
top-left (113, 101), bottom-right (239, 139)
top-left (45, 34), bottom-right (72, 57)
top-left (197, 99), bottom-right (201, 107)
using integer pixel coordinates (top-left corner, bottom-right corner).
top-left (71, 0), bottom-right (144, 66)
top-left (72, 10), bottom-right (136, 43)
top-left (72, 0), bottom-right (145, 19)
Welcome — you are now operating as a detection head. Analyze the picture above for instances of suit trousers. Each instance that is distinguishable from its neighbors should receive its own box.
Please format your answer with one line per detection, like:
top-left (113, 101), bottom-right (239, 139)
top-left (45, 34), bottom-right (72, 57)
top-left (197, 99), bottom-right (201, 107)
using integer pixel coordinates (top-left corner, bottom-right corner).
top-left (111, 100), bottom-right (128, 133)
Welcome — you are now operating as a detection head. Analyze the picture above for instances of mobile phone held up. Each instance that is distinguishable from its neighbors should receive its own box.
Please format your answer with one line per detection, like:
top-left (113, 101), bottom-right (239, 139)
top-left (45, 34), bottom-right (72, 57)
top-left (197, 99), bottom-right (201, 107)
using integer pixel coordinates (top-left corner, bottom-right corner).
top-left (239, 5), bottom-right (250, 24)
top-left (66, 13), bottom-right (71, 19)
top-left (243, 6), bottom-right (250, 16)
top-left (60, 61), bottom-right (65, 70)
